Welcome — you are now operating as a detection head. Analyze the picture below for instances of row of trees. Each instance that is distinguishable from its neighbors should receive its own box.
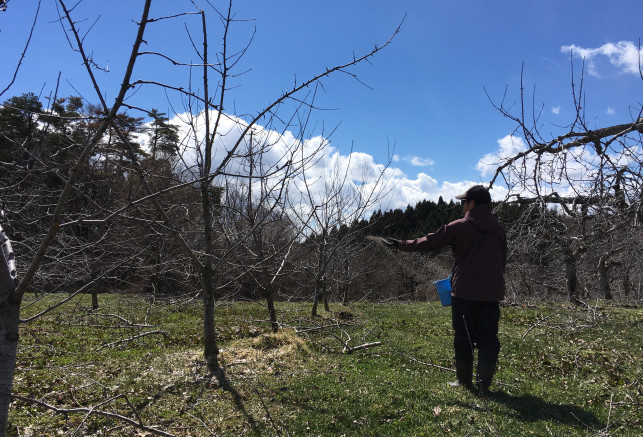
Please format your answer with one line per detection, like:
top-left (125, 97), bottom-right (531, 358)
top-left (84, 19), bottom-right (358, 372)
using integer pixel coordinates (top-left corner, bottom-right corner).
top-left (0, 1), bottom-right (403, 432)
top-left (3, 85), bottom-right (641, 311)
top-left (2, 0), bottom-right (643, 434)
top-left (368, 197), bottom-right (463, 239)
top-left (0, 88), bottom-right (410, 303)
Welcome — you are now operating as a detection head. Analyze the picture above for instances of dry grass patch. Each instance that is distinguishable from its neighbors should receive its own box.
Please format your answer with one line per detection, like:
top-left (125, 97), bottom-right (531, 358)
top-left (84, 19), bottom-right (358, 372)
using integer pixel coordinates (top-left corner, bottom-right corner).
top-left (221, 329), bottom-right (310, 376)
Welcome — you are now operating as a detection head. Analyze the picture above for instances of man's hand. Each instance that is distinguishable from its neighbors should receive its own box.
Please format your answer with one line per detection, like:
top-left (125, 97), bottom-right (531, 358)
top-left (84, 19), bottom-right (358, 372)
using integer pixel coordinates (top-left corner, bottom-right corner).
top-left (381, 237), bottom-right (400, 248)
top-left (366, 236), bottom-right (401, 249)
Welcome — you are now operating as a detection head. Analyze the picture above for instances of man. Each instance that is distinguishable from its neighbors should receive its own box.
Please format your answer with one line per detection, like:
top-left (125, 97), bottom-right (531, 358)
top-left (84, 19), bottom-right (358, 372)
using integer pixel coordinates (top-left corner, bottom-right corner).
top-left (384, 185), bottom-right (507, 396)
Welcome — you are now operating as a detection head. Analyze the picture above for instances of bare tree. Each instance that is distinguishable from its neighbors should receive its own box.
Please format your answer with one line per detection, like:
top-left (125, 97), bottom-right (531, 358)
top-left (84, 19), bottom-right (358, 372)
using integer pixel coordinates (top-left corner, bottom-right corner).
top-left (487, 62), bottom-right (643, 302)
top-left (213, 128), bottom-right (318, 332)
top-left (169, 1), bottom-right (400, 364)
top-left (292, 145), bottom-right (392, 316)
top-left (0, 2), bottom-right (155, 432)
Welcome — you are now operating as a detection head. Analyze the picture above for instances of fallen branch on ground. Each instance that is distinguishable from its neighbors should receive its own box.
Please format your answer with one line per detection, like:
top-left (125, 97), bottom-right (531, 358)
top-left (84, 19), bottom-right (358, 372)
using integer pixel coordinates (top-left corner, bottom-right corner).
top-left (87, 312), bottom-right (154, 327)
top-left (97, 330), bottom-right (168, 350)
top-left (389, 349), bottom-right (456, 373)
top-left (343, 341), bottom-right (382, 354)
top-left (12, 394), bottom-right (177, 437)
top-left (521, 313), bottom-right (556, 339)
top-left (294, 322), bottom-right (355, 334)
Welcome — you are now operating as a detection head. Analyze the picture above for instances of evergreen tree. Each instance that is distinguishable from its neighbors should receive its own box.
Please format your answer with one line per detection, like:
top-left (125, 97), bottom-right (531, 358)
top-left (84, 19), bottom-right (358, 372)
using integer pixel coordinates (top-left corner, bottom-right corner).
top-left (0, 93), bottom-right (43, 163)
top-left (147, 109), bottom-right (179, 159)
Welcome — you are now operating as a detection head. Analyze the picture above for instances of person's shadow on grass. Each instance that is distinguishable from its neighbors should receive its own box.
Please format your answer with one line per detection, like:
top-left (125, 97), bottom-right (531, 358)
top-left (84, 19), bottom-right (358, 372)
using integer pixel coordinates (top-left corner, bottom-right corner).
top-left (490, 390), bottom-right (604, 429)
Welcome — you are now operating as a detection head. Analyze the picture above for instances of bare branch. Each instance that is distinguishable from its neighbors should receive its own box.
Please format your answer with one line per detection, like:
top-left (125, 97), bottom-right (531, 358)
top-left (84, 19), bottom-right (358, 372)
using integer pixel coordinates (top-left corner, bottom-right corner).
top-left (14, 0), bottom-right (154, 301)
top-left (0, 0), bottom-right (41, 98)
top-left (343, 341), bottom-right (382, 354)
top-left (97, 330), bottom-right (168, 350)
top-left (11, 395), bottom-right (177, 437)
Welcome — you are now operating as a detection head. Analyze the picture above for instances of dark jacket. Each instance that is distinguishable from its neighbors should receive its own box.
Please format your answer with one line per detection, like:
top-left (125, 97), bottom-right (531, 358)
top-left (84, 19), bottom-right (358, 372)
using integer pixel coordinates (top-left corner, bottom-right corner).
top-left (396, 204), bottom-right (507, 302)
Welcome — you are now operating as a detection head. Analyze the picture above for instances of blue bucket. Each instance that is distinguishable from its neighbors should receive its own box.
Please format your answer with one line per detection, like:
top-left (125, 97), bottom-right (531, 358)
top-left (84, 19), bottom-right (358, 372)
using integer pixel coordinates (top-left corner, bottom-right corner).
top-left (433, 278), bottom-right (452, 306)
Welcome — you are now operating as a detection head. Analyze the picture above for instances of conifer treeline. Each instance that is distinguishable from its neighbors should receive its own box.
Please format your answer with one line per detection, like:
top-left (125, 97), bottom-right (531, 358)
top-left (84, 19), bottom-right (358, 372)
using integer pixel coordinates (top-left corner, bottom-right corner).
top-left (366, 197), bottom-right (463, 239)
top-left (365, 198), bottom-right (527, 241)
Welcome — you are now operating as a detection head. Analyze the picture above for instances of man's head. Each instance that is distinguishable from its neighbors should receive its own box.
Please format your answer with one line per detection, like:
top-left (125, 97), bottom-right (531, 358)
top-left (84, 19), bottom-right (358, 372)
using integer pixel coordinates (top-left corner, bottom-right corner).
top-left (455, 185), bottom-right (491, 211)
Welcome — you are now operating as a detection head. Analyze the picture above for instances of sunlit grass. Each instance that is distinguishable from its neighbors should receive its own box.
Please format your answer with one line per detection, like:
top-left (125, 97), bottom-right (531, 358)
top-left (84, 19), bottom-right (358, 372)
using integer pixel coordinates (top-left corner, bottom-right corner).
top-left (7, 294), bottom-right (643, 435)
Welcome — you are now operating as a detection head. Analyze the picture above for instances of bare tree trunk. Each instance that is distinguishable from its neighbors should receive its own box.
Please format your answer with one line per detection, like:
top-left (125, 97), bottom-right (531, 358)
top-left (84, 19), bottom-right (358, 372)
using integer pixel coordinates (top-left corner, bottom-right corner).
top-left (0, 299), bottom-right (19, 436)
top-left (323, 287), bottom-right (330, 312)
top-left (202, 282), bottom-right (219, 371)
top-left (201, 183), bottom-right (220, 372)
top-left (312, 278), bottom-right (320, 317)
top-left (312, 230), bottom-right (328, 317)
top-left (201, 187), bottom-right (219, 370)
top-left (91, 290), bottom-right (99, 310)
top-left (311, 242), bottom-right (325, 316)
top-left (199, 7), bottom-right (221, 373)
top-left (340, 284), bottom-right (350, 306)
top-left (312, 277), bottom-right (330, 316)
top-left (598, 253), bottom-right (612, 300)
top-left (565, 251), bottom-right (579, 302)
top-left (622, 265), bottom-right (631, 297)
top-left (341, 286), bottom-right (349, 306)
top-left (259, 266), bottom-right (279, 333)
top-left (0, 224), bottom-right (18, 436)
top-left (633, 244), bottom-right (643, 301)
top-left (266, 292), bottom-right (278, 333)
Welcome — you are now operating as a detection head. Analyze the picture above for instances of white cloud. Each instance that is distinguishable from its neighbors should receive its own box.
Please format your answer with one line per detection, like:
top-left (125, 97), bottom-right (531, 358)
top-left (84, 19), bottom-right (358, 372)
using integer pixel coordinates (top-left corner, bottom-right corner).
top-left (140, 109), bottom-right (508, 221)
top-left (406, 156), bottom-right (435, 167)
top-left (551, 106), bottom-right (561, 115)
top-left (471, 128), bottom-right (643, 207)
top-left (476, 135), bottom-right (527, 177)
top-left (606, 107), bottom-right (615, 115)
top-left (561, 41), bottom-right (643, 77)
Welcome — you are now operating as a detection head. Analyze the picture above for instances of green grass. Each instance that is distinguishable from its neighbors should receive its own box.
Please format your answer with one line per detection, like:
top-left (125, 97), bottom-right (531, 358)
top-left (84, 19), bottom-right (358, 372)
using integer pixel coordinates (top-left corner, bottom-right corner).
top-left (7, 294), bottom-right (643, 436)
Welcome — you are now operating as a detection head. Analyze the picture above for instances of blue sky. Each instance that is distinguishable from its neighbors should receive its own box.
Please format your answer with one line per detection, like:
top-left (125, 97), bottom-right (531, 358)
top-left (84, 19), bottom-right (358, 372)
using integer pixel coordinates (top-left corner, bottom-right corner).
top-left (2, 0), bottom-right (642, 210)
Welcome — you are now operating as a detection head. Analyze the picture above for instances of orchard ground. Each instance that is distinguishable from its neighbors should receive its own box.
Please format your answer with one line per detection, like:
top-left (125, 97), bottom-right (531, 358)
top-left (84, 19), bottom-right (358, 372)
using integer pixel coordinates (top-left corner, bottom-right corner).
top-left (7, 294), bottom-right (642, 436)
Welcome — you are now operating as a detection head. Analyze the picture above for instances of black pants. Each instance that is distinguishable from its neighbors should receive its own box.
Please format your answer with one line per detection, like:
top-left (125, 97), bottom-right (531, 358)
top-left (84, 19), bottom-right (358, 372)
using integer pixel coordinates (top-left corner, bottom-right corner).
top-left (451, 297), bottom-right (500, 360)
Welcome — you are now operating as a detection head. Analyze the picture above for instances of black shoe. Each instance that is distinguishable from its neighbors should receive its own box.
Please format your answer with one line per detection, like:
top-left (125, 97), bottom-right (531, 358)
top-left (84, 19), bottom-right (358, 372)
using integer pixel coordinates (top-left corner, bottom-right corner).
top-left (447, 380), bottom-right (474, 388)
top-left (448, 355), bottom-right (473, 389)
top-left (476, 351), bottom-right (497, 398)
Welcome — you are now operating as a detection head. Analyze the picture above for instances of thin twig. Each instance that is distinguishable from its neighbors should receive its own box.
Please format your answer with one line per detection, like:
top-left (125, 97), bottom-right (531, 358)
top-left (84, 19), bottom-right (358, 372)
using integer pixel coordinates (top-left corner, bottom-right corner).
top-left (239, 377), bottom-right (284, 437)
top-left (388, 349), bottom-right (456, 373)
top-left (293, 322), bottom-right (355, 334)
top-left (86, 312), bottom-right (150, 326)
top-left (1, 0), bottom-right (41, 98)
top-left (521, 313), bottom-right (555, 339)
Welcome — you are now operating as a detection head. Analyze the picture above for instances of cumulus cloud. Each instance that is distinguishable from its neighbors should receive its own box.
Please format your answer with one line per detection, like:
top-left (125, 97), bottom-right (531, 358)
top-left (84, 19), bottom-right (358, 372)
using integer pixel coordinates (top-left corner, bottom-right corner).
top-left (606, 107), bottom-right (615, 115)
top-left (476, 135), bottom-right (527, 177)
top-left (138, 109), bottom-right (507, 220)
top-left (551, 106), bottom-right (561, 115)
top-left (561, 41), bottom-right (643, 77)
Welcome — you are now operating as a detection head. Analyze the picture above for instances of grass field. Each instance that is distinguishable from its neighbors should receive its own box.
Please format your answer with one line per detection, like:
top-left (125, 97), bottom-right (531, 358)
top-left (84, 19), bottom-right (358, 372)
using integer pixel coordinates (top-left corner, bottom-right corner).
top-left (7, 294), bottom-right (643, 436)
